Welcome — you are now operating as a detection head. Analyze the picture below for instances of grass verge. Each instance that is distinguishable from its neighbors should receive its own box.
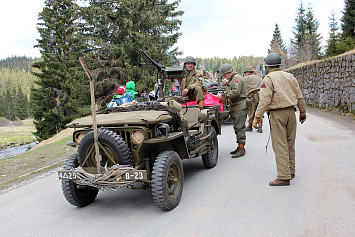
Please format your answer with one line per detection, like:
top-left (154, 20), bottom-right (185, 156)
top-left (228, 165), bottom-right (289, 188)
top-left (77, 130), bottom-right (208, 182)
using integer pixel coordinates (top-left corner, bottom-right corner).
top-left (0, 119), bottom-right (37, 149)
top-left (0, 134), bottom-right (76, 191)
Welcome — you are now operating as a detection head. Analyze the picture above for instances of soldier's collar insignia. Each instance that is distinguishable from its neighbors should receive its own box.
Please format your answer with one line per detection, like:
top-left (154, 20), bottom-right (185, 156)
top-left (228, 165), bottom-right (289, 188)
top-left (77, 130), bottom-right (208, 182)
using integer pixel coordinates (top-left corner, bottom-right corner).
top-left (234, 79), bottom-right (239, 83)
top-left (261, 82), bottom-right (266, 88)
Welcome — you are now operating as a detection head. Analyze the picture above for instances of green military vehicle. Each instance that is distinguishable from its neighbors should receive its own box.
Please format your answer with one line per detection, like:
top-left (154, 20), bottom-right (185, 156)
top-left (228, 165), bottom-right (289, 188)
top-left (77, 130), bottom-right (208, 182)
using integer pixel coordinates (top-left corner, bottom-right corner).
top-left (58, 50), bottom-right (228, 211)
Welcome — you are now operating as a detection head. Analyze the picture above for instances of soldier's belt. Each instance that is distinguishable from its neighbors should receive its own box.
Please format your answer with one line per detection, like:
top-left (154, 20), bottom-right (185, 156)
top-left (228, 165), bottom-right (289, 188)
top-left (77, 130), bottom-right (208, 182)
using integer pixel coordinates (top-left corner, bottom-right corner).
top-left (269, 106), bottom-right (296, 112)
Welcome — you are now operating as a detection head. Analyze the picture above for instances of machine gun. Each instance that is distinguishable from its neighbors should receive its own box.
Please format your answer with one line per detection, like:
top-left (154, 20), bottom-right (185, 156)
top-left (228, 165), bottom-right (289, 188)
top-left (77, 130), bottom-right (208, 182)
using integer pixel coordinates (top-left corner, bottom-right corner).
top-left (140, 49), bottom-right (185, 101)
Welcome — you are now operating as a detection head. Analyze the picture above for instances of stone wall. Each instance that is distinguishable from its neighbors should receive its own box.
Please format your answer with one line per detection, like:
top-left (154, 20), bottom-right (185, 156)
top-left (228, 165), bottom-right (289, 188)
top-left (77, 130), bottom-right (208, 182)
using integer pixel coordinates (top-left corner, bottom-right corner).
top-left (286, 49), bottom-right (355, 112)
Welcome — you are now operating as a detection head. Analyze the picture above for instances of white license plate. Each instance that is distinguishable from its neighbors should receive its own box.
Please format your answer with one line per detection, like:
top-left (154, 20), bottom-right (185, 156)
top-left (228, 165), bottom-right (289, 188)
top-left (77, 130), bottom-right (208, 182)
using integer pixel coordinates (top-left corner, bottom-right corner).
top-left (58, 170), bottom-right (78, 180)
top-left (121, 170), bottom-right (147, 180)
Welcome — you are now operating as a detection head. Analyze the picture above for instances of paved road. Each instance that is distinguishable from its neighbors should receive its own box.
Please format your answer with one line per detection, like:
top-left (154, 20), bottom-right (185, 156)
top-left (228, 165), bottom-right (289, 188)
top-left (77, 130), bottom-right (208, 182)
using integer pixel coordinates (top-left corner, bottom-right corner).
top-left (1, 110), bottom-right (354, 237)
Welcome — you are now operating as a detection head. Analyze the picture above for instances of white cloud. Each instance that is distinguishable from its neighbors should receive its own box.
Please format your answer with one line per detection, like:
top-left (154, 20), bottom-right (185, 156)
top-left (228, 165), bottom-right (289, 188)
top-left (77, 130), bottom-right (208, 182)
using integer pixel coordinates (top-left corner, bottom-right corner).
top-left (0, 0), bottom-right (44, 59)
top-left (176, 0), bottom-right (345, 58)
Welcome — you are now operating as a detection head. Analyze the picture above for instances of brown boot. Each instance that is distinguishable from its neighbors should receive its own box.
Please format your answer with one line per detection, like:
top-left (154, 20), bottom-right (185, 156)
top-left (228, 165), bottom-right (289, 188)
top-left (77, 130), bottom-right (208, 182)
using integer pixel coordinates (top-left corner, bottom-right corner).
top-left (198, 100), bottom-right (204, 110)
top-left (230, 148), bottom-right (238, 154)
top-left (269, 179), bottom-right (290, 186)
top-left (231, 144), bottom-right (246, 158)
top-left (257, 127), bottom-right (263, 133)
top-left (246, 124), bottom-right (252, 132)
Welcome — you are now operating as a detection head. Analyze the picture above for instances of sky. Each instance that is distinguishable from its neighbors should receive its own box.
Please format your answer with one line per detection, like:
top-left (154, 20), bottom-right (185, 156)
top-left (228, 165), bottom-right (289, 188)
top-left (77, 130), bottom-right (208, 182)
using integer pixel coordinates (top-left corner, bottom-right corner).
top-left (0, 0), bottom-right (346, 60)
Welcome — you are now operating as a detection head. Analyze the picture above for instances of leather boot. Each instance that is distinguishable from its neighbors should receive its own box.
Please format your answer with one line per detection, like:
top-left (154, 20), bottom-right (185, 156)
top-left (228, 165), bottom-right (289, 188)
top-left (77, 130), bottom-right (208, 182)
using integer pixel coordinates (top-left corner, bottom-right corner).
top-left (231, 144), bottom-right (246, 158)
top-left (269, 179), bottom-right (290, 186)
top-left (198, 100), bottom-right (204, 110)
top-left (230, 148), bottom-right (238, 155)
top-left (246, 123), bottom-right (252, 132)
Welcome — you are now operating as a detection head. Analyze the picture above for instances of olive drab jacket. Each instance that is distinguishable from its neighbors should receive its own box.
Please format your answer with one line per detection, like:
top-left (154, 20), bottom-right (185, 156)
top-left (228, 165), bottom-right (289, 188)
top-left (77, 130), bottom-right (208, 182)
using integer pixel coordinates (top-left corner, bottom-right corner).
top-left (225, 73), bottom-right (247, 111)
top-left (245, 73), bottom-right (262, 95)
top-left (255, 68), bottom-right (306, 118)
top-left (180, 68), bottom-right (203, 91)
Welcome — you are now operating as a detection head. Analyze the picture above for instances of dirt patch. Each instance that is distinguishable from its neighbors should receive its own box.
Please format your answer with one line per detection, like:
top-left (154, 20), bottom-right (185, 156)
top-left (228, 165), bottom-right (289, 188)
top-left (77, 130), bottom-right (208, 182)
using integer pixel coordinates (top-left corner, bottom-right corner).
top-left (30, 128), bottom-right (74, 150)
top-left (0, 117), bottom-right (24, 127)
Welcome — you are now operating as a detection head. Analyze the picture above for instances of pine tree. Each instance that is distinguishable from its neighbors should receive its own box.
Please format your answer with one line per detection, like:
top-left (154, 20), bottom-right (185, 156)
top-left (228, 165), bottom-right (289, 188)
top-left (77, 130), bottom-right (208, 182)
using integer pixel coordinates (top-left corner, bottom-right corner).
top-left (335, 0), bottom-right (355, 53)
top-left (305, 5), bottom-right (322, 59)
top-left (291, 1), bottom-right (323, 62)
top-left (268, 23), bottom-right (287, 55)
top-left (81, 0), bottom-right (183, 105)
top-left (326, 10), bottom-right (341, 57)
top-left (31, 0), bottom-right (89, 140)
top-left (341, 0), bottom-right (355, 38)
top-left (291, 0), bottom-right (307, 57)
top-left (15, 87), bottom-right (29, 120)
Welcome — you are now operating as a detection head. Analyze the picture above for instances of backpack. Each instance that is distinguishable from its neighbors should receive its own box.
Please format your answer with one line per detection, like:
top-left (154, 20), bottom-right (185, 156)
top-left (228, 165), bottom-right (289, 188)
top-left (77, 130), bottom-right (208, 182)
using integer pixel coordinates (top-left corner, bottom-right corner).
top-left (107, 98), bottom-right (121, 108)
top-left (119, 91), bottom-right (134, 105)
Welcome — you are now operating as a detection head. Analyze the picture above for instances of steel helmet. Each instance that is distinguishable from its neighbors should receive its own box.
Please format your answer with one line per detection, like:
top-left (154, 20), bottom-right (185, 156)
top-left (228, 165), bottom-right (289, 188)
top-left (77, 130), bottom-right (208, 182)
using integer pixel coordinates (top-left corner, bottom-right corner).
top-left (220, 63), bottom-right (233, 75)
top-left (264, 53), bottom-right (282, 66)
top-left (184, 56), bottom-right (196, 65)
top-left (243, 66), bottom-right (254, 73)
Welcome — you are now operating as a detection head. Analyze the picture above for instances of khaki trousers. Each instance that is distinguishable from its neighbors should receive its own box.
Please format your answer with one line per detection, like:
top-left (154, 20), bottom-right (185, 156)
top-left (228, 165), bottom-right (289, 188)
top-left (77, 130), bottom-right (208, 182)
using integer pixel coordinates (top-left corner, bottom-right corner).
top-left (248, 92), bottom-right (260, 124)
top-left (269, 107), bottom-right (296, 180)
top-left (230, 108), bottom-right (249, 144)
top-left (188, 86), bottom-right (204, 103)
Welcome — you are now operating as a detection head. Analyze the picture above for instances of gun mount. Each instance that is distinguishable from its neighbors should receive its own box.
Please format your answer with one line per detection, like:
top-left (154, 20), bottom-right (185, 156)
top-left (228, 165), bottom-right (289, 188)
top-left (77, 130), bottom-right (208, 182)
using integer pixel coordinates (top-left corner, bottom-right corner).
top-left (140, 49), bottom-right (185, 100)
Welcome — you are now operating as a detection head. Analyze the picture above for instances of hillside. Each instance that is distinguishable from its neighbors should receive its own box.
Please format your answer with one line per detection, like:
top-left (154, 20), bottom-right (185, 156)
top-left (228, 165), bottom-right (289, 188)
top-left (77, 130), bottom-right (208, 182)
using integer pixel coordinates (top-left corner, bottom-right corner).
top-left (0, 56), bottom-right (40, 98)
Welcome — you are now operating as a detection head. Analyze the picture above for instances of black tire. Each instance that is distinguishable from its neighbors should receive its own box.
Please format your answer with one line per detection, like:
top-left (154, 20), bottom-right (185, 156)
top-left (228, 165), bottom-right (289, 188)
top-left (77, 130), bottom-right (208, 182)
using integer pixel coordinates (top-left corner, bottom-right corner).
top-left (78, 129), bottom-right (132, 168)
top-left (202, 127), bottom-right (219, 168)
top-left (151, 151), bottom-right (184, 211)
top-left (61, 153), bottom-right (99, 207)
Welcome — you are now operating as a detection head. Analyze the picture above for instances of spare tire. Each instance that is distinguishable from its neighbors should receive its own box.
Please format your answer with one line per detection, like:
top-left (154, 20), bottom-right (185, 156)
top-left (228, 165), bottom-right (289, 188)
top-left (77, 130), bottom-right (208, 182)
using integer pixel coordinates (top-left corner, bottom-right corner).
top-left (78, 129), bottom-right (132, 168)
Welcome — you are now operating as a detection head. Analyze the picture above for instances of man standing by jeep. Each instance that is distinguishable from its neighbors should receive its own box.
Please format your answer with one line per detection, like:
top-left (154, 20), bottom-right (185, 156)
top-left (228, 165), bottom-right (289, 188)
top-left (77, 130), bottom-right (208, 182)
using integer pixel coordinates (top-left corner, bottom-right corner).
top-left (253, 53), bottom-right (306, 186)
top-left (180, 56), bottom-right (205, 109)
top-left (244, 66), bottom-right (263, 132)
top-left (218, 63), bottom-right (248, 158)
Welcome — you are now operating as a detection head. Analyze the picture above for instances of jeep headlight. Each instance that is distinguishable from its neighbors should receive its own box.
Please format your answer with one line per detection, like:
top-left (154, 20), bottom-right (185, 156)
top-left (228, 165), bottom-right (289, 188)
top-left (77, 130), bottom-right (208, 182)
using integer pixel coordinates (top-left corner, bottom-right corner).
top-left (131, 130), bottom-right (145, 144)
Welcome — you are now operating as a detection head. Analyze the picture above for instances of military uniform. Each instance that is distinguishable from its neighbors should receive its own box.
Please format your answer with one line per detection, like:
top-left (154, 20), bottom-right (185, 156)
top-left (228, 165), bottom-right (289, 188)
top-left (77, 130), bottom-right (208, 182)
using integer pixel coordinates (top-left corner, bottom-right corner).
top-left (255, 68), bottom-right (306, 181)
top-left (180, 68), bottom-right (204, 103)
top-left (245, 73), bottom-right (262, 127)
top-left (226, 73), bottom-right (248, 145)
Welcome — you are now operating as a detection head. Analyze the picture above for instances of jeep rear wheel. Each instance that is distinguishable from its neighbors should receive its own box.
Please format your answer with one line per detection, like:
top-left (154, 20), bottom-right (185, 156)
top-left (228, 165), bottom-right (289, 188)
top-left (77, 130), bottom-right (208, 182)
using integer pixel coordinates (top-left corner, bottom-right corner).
top-left (78, 129), bottom-right (132, 168)
top-left (152, 151), bottom-right (183, 211)
top-left (61, 153), bottom-right (99, 207)
top-left (202, 127), bottom-right (218, 168)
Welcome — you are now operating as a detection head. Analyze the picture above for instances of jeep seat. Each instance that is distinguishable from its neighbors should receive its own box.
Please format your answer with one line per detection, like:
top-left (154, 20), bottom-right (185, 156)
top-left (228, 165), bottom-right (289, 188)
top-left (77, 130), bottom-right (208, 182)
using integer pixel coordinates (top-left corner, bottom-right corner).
top-left (181, 107), bottom-right (201, 128)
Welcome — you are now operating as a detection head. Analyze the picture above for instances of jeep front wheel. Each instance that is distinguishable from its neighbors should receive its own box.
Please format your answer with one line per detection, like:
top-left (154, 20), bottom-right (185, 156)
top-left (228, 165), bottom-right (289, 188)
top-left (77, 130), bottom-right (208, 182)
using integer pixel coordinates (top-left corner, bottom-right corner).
top-left (151, 151), bottom-right (184, 211)
top-left (61, 153), bottom-right (99, 207)
top-left (202, 127), bottom-right (219, 168)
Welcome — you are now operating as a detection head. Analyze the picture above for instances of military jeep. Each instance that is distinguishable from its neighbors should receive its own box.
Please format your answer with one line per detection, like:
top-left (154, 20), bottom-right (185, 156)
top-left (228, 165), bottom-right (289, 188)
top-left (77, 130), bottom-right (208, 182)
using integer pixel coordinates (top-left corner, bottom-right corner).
top-left (58, 50), bottom-right (228, 211)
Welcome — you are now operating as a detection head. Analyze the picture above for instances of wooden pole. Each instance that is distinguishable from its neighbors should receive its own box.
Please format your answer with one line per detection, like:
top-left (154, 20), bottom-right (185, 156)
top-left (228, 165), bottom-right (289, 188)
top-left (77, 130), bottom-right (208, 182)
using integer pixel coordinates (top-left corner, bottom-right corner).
top-left (79, 57), bottom-right (101, 174)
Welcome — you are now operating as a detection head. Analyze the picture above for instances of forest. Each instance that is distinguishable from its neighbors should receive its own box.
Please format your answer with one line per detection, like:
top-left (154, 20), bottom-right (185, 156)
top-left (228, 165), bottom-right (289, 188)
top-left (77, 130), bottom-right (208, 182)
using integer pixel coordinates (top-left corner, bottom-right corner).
top-left (0, 56), bottom-right (39, 120)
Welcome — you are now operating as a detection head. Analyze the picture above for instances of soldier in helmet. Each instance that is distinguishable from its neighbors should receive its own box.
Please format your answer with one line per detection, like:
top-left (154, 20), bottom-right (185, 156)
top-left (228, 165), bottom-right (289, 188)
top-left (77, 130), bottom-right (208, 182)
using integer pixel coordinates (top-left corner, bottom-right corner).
top-left (253, 53), bottom-right (306, 186)
top-left (217, 63), bottom-right (248, 158)
top-left (180, 56), bottom-right (205, 109)
top-left (244, 66), bottom-right (263, 132)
